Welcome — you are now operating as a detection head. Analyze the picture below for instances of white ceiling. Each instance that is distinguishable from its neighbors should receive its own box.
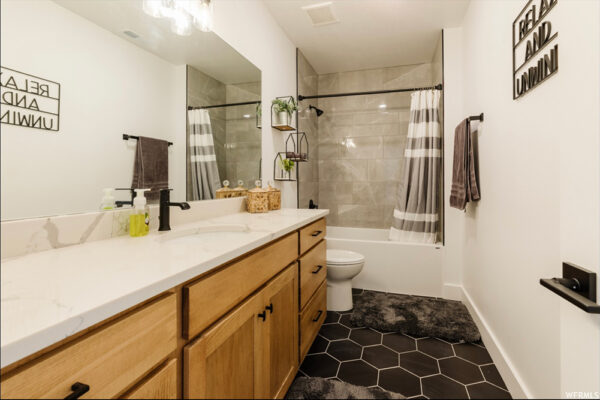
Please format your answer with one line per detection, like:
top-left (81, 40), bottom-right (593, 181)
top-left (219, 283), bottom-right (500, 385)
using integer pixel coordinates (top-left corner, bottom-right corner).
top-left (263, 0), bottom-right (470, 74)
top-left (53, 0), bottom-right (260, 84)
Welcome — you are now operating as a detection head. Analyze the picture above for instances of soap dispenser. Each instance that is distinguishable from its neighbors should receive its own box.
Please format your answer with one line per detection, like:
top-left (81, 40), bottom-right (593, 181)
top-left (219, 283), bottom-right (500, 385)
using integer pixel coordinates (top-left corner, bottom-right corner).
top-left (130, 189), bottom-right (150, 237)
top-left (100, 188), bottom-right (116, 210)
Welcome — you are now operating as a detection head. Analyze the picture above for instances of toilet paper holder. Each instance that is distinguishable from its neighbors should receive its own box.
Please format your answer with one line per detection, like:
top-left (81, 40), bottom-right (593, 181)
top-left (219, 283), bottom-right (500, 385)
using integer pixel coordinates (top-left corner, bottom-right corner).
top-left (540, 262), bottom-right (600, 314)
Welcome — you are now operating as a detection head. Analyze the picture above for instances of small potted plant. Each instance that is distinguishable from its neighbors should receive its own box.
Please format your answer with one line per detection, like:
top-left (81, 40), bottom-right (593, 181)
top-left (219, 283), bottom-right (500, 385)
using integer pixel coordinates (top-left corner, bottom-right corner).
top-left (272, 97), bottom-right (297, 127)
top-left (278, 153), bottom-right (295, 180)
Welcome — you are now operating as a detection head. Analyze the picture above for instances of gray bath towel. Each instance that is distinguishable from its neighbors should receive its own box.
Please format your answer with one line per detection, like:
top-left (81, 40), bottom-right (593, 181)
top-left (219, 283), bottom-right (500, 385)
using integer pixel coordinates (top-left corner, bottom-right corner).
top-left (131, 136), bottom-right (169, 202)
top-left (450, 119), bottom-right (480, 210)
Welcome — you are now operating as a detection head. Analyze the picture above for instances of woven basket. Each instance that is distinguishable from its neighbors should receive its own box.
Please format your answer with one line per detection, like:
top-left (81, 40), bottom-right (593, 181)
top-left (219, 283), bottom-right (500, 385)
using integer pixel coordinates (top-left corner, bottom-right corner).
top-left (247, 181), bottom-right (269, 213)
top-left (216, 180), bottom-right (234, 199)
top-left (266, 183), bottom-right (281, 210)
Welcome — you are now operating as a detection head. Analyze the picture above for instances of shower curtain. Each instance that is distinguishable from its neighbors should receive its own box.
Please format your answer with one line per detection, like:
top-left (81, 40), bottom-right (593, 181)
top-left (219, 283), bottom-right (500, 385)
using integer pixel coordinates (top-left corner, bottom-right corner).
top-left (389, 90), bottom-right (441, 244)
top-left (188, 109), bottom-right (221, 200)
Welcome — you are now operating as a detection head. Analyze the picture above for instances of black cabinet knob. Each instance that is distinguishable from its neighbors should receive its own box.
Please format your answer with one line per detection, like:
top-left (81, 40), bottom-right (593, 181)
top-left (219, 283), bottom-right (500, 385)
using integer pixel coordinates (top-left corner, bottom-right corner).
top-left (258, 311), bottom-right (266, 321)
top-left (64, 382), bottom-right (90, 399)
top-left (311, 230), bottom-right (322, 237)
top-left (265, 303), bottom-right (273, 314)
top-left (312, 265), bottom-right (323, 274)
top-left (312, 310), bottom-right (323, 322)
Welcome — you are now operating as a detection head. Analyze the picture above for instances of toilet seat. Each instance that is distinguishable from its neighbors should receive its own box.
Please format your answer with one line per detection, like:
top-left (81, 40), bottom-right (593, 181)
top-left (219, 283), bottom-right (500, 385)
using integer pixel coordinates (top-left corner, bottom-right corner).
top-left (327, 249), bottom-right (365, 265)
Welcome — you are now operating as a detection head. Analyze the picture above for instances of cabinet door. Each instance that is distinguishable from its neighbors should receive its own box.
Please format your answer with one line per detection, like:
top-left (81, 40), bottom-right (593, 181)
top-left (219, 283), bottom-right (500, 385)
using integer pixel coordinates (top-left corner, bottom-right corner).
top-left (184, 291), bottom-right (267, 399)
top-left (263, 264), bottom-right (299, 399)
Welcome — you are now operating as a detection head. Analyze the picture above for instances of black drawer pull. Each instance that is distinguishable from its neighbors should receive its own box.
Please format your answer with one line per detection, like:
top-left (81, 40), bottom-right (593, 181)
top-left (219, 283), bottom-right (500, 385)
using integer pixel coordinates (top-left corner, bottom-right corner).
top-left (312, 265), bottom-right (323, 274)
top-left (266, 303), bottom-right (273, 314)
top-left (64, 382), bottom-right (90, 400)
top-left (312, 310), bottom-right (323, 322)
top-left (311, 230), bottom-right (322, 237)
top-left (258, 311), bottom-right (267, 321)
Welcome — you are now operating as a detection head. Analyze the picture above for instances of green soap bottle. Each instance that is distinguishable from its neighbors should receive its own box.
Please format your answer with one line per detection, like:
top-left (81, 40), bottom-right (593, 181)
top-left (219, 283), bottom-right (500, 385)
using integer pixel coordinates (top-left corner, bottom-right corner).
top-left (130, 189), bottom-right (150, 237)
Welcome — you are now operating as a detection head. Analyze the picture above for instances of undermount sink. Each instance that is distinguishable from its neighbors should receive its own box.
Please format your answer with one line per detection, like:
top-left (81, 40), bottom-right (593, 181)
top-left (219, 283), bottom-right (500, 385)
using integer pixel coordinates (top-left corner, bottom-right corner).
top-left (157, 224), bottom-right (255, 244)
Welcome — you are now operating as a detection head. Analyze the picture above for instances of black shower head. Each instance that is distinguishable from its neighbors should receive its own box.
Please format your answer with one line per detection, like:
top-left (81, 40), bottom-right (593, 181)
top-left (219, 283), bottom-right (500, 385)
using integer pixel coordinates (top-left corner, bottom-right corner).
top-left (309, 105), bottom-right (324, 117)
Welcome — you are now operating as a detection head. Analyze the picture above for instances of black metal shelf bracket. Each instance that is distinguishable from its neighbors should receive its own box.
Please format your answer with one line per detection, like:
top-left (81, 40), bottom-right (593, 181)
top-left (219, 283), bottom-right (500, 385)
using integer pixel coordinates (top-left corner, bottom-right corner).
top-left (468, 113), bottom-right (484, 122)
top-left (540, 262), bottom-right (600, 314)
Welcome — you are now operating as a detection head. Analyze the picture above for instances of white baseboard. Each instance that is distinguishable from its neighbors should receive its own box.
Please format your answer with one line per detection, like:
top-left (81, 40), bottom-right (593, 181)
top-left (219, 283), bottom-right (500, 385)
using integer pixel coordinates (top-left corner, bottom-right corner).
top-left (442, 283), bottom-right (463, 300)
top-left (460, 286), bottom-right (531, 399)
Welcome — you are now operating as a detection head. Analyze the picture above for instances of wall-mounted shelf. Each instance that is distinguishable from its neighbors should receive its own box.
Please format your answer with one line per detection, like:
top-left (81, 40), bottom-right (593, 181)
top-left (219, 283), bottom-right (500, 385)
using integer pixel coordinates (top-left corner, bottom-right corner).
top-left (285, 131), bottom-right (309, 162)
top-left (273, 152), bottom-right (296, 181)
top-left (271, 96), bottom-right (296, 131)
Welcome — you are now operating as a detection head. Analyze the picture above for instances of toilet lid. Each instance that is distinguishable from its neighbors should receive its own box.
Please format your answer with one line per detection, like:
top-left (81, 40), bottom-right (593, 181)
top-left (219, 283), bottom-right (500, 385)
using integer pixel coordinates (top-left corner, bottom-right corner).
top-left (327, 249), bottom-right (365, 265)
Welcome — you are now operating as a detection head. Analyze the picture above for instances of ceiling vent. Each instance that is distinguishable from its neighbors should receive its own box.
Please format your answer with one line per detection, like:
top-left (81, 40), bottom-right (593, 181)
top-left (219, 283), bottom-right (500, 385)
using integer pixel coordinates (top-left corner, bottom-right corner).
top-left (123, 30), bottom-right (140, 39)
top-left (302, 2), bottom-right (339, 27)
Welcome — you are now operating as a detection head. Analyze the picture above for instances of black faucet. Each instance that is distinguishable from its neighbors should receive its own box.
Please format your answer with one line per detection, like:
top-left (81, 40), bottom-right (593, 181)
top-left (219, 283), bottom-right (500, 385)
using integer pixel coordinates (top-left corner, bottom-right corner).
top-left (159, 189), bottom-right (190, 231)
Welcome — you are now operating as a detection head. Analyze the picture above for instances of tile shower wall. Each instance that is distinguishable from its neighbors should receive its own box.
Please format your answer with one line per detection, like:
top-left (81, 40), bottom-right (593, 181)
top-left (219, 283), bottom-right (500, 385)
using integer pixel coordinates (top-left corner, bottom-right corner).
top-left (187, 66), bottom-right (261, 192)
top-left (187, 66), bottom-right (226, 198)
top-left (225, 82), bottom-right (261, 187)
top-left (297, 50), bottom-right (319, 209)
top-left (316, 62), bottom-right (442, 229)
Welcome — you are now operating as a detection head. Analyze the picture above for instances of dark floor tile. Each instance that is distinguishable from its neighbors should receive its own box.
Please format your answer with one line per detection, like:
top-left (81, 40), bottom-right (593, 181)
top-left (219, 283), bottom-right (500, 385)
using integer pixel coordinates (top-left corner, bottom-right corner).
top-left (320, 323), bottom-right (350, 340)
top-left (352, 288), bottom-right (364, 295)
top-left (337, 360), bottom-right (378, 387)
top-left (299, 353), bottom-right (340, 378)
top-left (467, 382), bottom-right (512, 399)
top-left (327, 340), bottom-right (362, 361)
top-left (422, 374), bottom-right (469, 399)
top-left (362, 345), bottom-right (399, 369)
top-left (439, 357), bottom-right (483, 384)
top-left (350, 328), bottom-right (382, 346)
top-left (454, 343), bottom-right (493, 365)
top-left (379, 367), bottom-right (422, 397)
top-left (481, 364), bottom-right (508, 390)
top-left (324, 311), bottom-right (341, 324)
top-left (328, 377), bottom-right (341, 382)
top-left (418, 338), bottom-right (454, 359)
top-left (295, 370), bottom-right (307, 378)
top-left (339, 313), bottom-right (356, 328)
top-left (382, 333), bottom-right (416, 353)
top-left (400, 351), bottom-right (439, 377)
top-left (307, 335), bottom-right (329, 354)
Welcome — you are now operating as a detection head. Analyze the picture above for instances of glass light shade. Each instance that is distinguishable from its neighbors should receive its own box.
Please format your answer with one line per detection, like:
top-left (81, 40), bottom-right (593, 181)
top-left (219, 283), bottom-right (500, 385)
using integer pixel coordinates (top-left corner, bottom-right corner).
top-left (142, 0), bottom-right (163, 18)
top-left (193, 0), bottom-right (213, 32)
top-left (170, 9), bottom-right (193, 36)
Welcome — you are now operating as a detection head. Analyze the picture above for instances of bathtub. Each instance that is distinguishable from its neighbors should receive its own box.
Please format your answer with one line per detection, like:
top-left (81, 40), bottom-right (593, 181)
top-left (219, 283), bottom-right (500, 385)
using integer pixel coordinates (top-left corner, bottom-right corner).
top-left (325, 226), bottom-right (444, 297)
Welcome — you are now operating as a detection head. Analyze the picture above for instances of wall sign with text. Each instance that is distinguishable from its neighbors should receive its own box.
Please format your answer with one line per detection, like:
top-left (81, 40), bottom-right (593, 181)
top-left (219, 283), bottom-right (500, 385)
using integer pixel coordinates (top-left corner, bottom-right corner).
top-left (0, 67), bottom-right (61, 131)
top-left (513, 0), bottom-right (558, 100)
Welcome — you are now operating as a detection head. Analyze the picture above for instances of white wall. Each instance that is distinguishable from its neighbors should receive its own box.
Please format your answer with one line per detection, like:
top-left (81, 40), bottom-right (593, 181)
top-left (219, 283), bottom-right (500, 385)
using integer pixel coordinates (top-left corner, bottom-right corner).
top-left (0, 0), bottom-right (184, 220)
top-left (443, 1), bottom-right (600, 398)
top-left (212, 0), bottom-right (298, 208)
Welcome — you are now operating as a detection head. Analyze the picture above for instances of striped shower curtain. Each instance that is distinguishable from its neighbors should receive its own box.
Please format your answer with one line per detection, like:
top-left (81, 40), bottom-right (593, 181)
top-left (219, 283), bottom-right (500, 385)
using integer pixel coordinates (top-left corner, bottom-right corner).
top-left (188, 109), bottom-right (221, 200)
top-left (389, 90), bottom-right (441, 244)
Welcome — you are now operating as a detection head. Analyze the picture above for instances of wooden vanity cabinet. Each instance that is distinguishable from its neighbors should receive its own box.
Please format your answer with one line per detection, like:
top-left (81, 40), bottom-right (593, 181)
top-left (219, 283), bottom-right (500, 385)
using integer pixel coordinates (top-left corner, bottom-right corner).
top-left (0, 218), bottom-right (326, 400)
top-left (184, 264), bottom-right (298, 399)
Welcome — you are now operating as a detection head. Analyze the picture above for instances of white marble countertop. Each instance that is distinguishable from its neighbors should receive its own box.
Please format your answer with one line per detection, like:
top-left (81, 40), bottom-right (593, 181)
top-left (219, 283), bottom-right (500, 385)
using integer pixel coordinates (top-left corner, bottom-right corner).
top-left (1, 208), bottom-right (328, 368)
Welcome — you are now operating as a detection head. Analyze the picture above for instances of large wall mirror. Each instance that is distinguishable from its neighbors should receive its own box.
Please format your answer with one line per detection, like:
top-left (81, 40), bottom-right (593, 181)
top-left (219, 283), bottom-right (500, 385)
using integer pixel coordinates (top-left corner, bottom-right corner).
top-left (0, 0), bottom-right (261, 221)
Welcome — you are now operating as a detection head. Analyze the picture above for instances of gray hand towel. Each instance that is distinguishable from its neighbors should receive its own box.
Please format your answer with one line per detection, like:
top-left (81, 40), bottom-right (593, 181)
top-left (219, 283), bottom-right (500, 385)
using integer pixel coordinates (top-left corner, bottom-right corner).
top-left (450, 119), bottom-right (480, 210)
top-left (131, 136), bottom-right (169, 202)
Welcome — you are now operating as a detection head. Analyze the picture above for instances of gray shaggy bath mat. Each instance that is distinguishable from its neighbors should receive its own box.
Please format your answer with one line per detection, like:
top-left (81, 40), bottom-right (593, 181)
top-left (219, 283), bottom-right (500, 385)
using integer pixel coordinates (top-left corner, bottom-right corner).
top-left (350, 291), bottom-right (481, 343)
top-left (286, 377), bottom-right (404, 399)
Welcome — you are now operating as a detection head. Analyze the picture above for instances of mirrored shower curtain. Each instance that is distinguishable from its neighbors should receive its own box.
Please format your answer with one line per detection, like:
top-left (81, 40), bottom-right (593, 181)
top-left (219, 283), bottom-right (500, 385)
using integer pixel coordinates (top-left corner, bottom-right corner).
top-left (389, 90), bottom-right (441, 244)
top-left (188, 109), bottom-right (221, 200)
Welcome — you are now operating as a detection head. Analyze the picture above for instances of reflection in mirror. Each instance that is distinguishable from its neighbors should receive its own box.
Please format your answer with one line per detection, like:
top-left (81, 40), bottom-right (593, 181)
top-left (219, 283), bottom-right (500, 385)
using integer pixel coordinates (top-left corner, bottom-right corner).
top-left (186, 66), bottom-right (261, 201)
top-left (0, 0), bottom-right (261, 221)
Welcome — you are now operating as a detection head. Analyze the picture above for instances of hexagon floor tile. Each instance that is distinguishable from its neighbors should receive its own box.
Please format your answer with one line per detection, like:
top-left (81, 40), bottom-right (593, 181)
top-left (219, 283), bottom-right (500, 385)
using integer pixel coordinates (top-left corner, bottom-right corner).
top-left (296, 289), bottom-right (512, 399)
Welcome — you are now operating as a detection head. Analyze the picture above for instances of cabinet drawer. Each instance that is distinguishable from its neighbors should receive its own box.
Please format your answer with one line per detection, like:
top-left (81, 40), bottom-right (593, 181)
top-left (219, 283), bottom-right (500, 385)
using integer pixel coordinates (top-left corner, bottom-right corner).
top-left (1, 294), bottom-right (177, 399)
top-left (184, 232), bottom-right (298, 340)
top-left (299, 281), bottom-right (327, 361)
top-left (299, 240), bottom-right (326, 310)
top-left (124, 359), bottom-right (177, 399)
top-left (299, 218), bottom-right (326, 255)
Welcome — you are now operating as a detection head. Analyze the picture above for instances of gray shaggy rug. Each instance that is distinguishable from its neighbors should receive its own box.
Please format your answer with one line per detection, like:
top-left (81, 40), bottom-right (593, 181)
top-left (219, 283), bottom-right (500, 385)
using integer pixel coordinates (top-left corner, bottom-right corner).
top-left (350, 291), bottom-right (481, 343)
top-left (286, 377), bottom-right (404, 399)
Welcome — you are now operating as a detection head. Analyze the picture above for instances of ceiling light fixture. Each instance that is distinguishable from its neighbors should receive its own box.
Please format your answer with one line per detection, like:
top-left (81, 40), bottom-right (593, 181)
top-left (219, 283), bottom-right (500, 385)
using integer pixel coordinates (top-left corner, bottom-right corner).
top-left (143, 0), bottom-right (213, 36)
top-left (379, 104), bottom-right (387, 109)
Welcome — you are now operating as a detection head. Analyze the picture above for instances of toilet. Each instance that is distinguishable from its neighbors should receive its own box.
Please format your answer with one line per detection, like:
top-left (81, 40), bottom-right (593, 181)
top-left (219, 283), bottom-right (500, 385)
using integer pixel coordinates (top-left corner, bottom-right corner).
top-left (326, 249), bottom-right (365, 311)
